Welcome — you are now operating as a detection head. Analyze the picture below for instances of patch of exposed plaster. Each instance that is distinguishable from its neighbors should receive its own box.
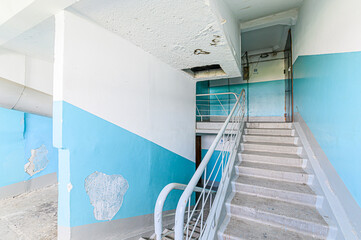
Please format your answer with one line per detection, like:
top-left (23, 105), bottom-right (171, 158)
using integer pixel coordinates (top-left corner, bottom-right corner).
top-left (67, 183), bottom-right (73, 192)
top-left (85, 171), bottom-right (129, 221)
top-left (24, 145), bottom-right (49, 176)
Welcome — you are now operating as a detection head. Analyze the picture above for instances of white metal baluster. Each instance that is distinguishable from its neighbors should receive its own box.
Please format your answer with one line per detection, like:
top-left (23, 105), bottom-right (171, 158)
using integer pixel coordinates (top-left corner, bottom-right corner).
top-left (186, 200), bottom-right (190, 240)
top-left (215, 95), bottom-right (227, 116)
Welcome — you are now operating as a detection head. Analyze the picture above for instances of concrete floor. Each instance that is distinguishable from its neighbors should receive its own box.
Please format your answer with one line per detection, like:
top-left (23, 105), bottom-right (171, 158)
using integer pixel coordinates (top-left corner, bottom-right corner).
top-left (0, 184), bottom-right (57, 240)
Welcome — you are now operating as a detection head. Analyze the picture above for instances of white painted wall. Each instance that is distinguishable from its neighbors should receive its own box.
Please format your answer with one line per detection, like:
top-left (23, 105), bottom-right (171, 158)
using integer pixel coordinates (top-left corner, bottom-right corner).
top-left (0, 47), bottom-right (53, 95)
top-left (207, 52), bottom-right (285, 86)
top-left (54, 11), bottom-right (195, 161)
top-left (0, 0), bottom-right (34, 25)
top-left (293, 0), bottom-right (361, 62)
top-left (248, 52), bottom-right (285, 83)
top-left (0, 48), bottom-right (25, 85)
top-left (0, 47), bottom-right (53, 116)
top-left (25, 57), bottom-right (53, 95)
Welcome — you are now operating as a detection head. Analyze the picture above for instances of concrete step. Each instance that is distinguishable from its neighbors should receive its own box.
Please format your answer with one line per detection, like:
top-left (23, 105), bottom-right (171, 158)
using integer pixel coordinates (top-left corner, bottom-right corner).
top-left (196, 122), bottom-right (238, 130)
top-left (242, 142), bottom-right (302, 155)
top-left (226, 193), bottom-right (329, 237)
top-left (246, 122), bottom-right (293, 129)
top-left (236, 161), bottom-right (312, 184)
top-left (142, 227), bottom-right (199, 240)
top-left (243, 134), bottom-right (299, 145)
top-left (219, 216), bottom-right (325, 240)
top-left (245, 128), bottom-right (295, 136)
top-left (232, 175), bottom-right (320, 206)
top-left (239, 151), bottom-right (305, 168)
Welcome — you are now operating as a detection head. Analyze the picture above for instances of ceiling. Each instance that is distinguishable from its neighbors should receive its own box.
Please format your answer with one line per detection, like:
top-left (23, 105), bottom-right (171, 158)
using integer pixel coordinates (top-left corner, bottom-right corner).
top-left (222, 0), bottom-right (303, 54)
top-left (0, 0), bottom-right (305, 79)
top-left (68, 0), bottom-right (241, 78)
top-left (224, 0), bottom-right (303, 22)
top-left (241, 24), bottom-right (289, 53)
top-left (2, 16), bottom-right (54, 61)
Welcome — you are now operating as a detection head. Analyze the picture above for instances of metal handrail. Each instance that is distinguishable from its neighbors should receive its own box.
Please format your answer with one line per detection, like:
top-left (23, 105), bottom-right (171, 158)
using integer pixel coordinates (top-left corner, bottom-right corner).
top-left (195, 92), bottom-right (238, 99)
top-left (174, 89), bottom-right (246, 239)
top-left (196, 92), bottom-right (238, 122)
top-left (154, 183), bottom-right (215, 240)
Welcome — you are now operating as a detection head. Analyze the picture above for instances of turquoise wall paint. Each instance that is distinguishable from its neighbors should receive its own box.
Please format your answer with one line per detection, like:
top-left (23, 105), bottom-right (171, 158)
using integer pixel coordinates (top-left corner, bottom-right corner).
top-left (196, 80), bottom-right (285, 117)
top-left (201, 149), bottom-right (229, 183)
top-left (196, 81), bottom-right (210, 121)
top-left (0, 107), bottom-right (58, 188)
top-left (55, 101), bottom-right (195, 227)
top-left (293, 51), bottom-right (361, 207)
top-left (247, 80), bottom-right (285, 117)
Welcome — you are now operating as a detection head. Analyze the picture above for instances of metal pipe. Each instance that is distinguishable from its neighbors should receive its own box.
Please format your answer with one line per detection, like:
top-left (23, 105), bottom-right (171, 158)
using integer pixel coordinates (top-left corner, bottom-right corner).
top-left (0, 77), bottom-right (52, 117)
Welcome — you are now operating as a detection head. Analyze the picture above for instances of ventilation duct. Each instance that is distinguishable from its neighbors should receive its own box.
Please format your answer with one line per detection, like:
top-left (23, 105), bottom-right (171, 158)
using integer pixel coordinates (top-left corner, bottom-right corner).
top-left (0, 77), bottom-right (52, 117)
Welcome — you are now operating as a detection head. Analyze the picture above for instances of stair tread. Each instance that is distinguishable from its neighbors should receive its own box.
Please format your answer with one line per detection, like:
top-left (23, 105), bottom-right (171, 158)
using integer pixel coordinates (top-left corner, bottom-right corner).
top-left (239, 161), bottom-right (306, 174)
top-left (246, 128), bottom-right (293, 130)
top-left (241, 150), bottom-right (302, 159)
top-left (229, 193), bottom-right (327, 226)
top-left (243, 141), bottom-right (298, 147)
top-left (245, 134), bottom-right (296, 138)
top-left (233, 175), bottom-right (315, 195)
top-left (223, 216), bottom-right (324, 240)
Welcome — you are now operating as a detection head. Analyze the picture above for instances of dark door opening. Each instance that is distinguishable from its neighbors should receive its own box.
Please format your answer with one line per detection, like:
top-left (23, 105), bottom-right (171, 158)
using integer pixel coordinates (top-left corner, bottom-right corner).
top-left (284, 29), bottom-right (294, 122)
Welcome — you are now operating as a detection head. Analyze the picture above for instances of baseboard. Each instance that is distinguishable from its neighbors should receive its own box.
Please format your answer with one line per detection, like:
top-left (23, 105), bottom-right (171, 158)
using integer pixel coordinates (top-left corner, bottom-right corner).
top-left (0, 172), bottom-right (57, 200)
top-left (58, 209), bottom-right (175, 240)
top-left (294, 112), bottom-right (361, 239)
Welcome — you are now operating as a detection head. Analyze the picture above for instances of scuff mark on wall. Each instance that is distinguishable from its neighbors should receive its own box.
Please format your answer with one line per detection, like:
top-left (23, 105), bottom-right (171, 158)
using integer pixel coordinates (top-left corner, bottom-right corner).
top-left (24, 145), bottom-right (49, 176)
top-left (85, 171), bottom-right (129, 221)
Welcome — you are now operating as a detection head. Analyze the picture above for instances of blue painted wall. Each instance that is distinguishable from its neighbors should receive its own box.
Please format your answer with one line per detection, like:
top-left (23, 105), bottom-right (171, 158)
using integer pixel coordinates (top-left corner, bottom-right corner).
top-left (0, 107), bottom-right (58, 188)
top-left (201, 149), bottom-right (229, 183)
top-left (55, 101), bottom-right (195, 227)
top-left (293, 51), bottom-right (361, 207)
top-left (196, 80), bottom-right (285, 117)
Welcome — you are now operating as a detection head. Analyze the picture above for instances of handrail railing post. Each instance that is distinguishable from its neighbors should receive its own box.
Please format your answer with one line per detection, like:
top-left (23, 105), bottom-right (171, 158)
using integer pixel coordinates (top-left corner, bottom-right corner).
top-left (154, 183), bottom-right (216, 240)
top-left (175, 90), bottom-right (245, 240)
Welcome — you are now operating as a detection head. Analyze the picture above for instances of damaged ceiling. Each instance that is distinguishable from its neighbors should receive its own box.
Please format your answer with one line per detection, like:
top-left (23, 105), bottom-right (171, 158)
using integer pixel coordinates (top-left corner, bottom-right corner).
top-left (0, 0), bottom-right (305, 80)
top-left (69, 0), bottom-right (241, 79)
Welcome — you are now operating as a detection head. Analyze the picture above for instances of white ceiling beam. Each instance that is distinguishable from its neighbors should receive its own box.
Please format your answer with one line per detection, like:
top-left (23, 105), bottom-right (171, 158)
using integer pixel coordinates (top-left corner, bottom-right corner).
top-left (0, 0), bottom-right (78, 45)
top-left (240, 8), bottom-right (298, 33)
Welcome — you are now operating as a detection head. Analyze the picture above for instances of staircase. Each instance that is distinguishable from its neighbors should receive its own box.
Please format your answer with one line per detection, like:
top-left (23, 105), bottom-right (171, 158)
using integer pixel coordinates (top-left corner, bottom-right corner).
top-left (140, 219), bottom-right (204, 240)
top-left (218, 122), bottom-right (332, 239)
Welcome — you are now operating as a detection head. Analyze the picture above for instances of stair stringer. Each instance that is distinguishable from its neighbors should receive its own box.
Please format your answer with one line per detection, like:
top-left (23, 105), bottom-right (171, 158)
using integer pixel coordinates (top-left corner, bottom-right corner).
top-left (294, 121), bottom-right (359, 240)
top-left (212, 157), bottom-right (239, 240)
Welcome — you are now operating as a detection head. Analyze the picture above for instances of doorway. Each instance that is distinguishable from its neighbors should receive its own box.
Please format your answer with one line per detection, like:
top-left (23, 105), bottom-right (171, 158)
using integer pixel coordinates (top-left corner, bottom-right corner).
top-left (284, 29), bottom-right (294, 122)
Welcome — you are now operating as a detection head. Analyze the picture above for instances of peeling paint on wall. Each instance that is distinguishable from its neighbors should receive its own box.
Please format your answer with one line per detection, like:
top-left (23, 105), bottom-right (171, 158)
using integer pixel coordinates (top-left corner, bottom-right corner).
top-left (24, 145), bottom-right (49, 176)
top-left (85, 171), bottom-right (129, 221)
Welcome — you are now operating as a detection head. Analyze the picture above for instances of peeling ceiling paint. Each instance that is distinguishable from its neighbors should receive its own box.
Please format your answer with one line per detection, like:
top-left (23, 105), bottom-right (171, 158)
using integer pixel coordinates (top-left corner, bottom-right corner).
top-left (69, 0), bottom-right (241, 78)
